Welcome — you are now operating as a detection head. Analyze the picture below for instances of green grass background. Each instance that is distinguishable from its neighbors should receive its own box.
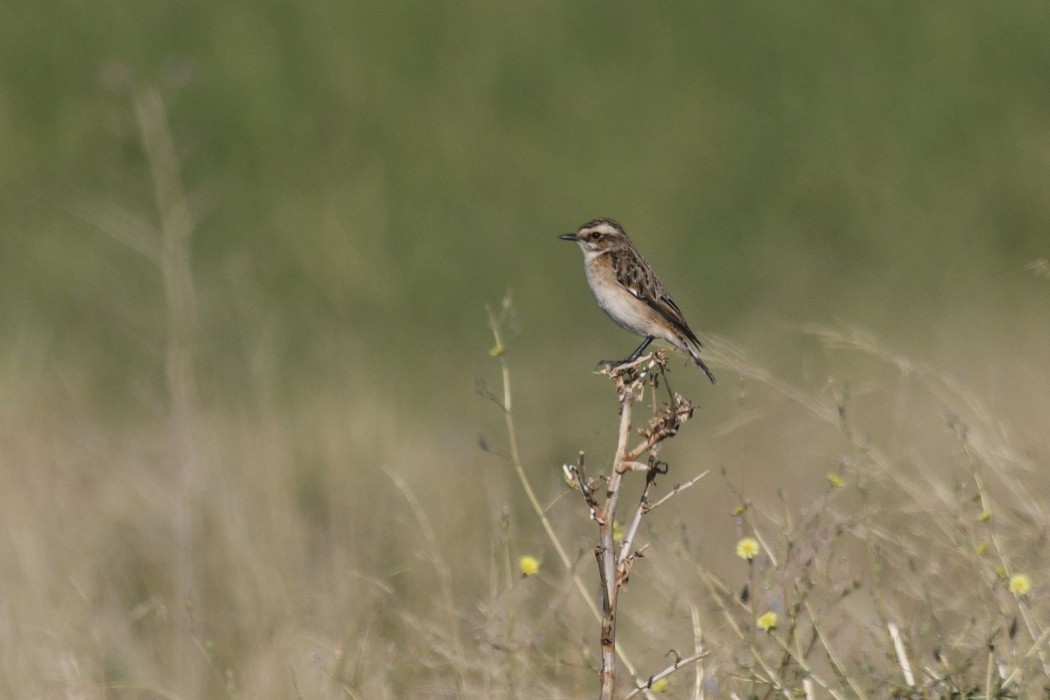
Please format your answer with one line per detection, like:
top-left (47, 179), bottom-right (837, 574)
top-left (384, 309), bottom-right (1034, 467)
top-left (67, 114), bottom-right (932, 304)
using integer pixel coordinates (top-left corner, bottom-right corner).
top-left (2, 2), bottom-right (1049, 697)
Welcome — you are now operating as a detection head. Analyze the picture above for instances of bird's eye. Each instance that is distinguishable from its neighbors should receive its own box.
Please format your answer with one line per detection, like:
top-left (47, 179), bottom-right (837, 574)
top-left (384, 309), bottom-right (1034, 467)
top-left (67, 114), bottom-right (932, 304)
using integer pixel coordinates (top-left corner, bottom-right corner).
top-left (590, 231), bottom-right (602, 240)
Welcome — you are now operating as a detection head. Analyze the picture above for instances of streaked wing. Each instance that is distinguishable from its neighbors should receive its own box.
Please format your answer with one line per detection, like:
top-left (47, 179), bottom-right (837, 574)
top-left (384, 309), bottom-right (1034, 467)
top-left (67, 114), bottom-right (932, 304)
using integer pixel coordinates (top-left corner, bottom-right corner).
top-left (610, 247), bottom-right (702, 345)
top-left (657, 292), bottom-right (702, 346)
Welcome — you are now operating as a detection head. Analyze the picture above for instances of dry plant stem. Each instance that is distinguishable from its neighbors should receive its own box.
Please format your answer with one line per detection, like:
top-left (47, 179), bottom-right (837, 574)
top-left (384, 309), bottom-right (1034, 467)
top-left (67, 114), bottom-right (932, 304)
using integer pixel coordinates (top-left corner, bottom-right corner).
top-left (887, 622), bottom-right (915, 688)
top-left (485, 299), bottom-right (650, 691)
top-left (486, 304), bottom-right (704, 698)
top-left (597, 391), bottom-right (636, 699)
top-left (690, 604), bottom-right (705, 700)
top-left (134, 86), bottom-right (203, 696)
top-left (589, 353), bottom-right (702, 700)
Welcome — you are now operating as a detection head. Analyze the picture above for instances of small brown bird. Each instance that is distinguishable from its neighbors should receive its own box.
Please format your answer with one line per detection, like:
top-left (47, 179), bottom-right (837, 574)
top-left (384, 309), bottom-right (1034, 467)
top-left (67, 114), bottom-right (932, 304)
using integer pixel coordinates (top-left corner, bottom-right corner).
top-left (560, 218), bottom-right (715, 383)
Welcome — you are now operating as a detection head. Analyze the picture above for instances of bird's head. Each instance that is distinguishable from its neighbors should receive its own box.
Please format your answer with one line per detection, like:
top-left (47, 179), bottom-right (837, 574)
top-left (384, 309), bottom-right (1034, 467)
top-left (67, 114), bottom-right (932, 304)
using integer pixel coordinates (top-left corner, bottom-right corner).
top-left (559, 218), bottom-right (629, 256)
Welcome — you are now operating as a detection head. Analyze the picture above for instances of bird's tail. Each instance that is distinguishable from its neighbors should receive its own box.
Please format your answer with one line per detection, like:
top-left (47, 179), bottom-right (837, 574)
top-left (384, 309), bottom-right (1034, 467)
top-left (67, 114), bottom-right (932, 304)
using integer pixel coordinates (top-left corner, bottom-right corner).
top-left (685, 343), bottom-right (716, 384)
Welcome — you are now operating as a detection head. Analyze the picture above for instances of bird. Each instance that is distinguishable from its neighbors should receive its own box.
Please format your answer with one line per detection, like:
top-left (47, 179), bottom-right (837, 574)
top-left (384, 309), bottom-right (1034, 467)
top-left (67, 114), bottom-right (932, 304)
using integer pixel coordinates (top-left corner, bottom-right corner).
top-left (560, 218), bottom-right (715, 383)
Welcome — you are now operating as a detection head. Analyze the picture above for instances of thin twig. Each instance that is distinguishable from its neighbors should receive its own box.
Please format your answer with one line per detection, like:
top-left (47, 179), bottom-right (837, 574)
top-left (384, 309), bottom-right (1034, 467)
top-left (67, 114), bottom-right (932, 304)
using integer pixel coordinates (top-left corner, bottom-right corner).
top-left (647, 471), bottom-right (710, 512)
top-left (623, 651), bottom-right (711, 699)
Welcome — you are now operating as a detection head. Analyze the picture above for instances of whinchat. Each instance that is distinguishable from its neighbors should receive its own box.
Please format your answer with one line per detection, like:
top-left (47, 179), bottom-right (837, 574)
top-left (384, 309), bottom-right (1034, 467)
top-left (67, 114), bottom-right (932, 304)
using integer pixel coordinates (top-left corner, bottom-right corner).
top-left (560, 218), bottom-right (715, 383)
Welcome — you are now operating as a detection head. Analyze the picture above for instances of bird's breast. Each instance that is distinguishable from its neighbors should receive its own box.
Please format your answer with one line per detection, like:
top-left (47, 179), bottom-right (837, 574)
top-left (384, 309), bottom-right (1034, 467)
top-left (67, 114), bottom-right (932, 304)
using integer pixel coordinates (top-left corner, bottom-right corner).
top-left (584, 262), bottom-right (662, 338)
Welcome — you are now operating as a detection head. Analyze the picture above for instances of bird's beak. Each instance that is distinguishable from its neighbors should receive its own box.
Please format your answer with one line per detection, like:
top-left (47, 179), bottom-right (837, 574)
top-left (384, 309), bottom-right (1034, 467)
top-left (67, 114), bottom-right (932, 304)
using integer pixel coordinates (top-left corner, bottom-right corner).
top-left (559, 233), bottom-right (578, 242)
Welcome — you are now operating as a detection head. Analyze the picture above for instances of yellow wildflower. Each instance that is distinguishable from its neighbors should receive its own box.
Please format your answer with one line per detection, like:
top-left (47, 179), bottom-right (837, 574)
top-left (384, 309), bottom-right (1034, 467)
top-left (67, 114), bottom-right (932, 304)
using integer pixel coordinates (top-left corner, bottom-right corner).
top-left (519, 555), bottom-right (540, 577)
top-left (736, 537), bottom-right (760, 561)
top-left (1009, 573), bottom-right (1032, 597)
top-left (757, 612), bottom-right (778, 632)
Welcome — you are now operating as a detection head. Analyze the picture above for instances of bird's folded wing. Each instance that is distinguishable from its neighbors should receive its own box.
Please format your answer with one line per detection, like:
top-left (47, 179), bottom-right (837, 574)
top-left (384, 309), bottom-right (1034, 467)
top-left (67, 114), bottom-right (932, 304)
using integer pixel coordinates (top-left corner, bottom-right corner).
top-left (611, 249), bottom-right (701, 346)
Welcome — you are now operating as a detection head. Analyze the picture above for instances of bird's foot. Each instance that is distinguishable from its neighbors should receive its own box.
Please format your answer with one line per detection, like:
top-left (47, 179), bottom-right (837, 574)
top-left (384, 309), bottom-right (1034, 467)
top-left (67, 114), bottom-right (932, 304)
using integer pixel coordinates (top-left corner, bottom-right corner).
top-left (594, 351), bottom-right (665, 378)
top-left (595, 357), bottom-right (638, 373)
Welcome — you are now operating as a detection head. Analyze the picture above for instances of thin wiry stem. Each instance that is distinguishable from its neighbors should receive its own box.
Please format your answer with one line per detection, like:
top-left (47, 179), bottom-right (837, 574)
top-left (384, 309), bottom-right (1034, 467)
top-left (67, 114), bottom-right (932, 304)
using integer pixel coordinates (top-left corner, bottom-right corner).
top-left (486, 298), bottom-right (584, 578)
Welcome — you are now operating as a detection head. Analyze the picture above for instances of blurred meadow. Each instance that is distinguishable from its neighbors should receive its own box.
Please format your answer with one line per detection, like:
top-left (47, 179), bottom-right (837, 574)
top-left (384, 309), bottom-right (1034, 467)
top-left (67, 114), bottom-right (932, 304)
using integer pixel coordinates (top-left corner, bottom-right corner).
top-left (2, 2), bottom-right (1050, 698)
